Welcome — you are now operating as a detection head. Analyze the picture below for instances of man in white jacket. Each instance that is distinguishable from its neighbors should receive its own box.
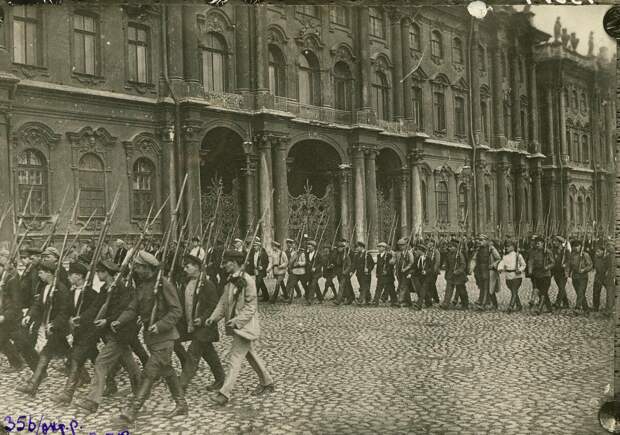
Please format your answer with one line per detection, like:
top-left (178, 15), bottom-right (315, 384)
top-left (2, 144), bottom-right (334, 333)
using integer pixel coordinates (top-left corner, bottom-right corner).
top-left (497, 240), bottom-right (526, 313)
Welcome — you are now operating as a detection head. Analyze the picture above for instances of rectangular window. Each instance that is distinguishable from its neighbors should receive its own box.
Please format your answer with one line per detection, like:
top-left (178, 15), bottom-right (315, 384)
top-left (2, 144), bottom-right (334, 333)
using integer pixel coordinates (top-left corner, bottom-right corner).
top-left (12, 5), bottom-right (40, 66)
top-left (433, 91), bottom-right (446, 131)
top-left (330, 6), bottom-right (349, 27)
top-left (128, 24), bottom-right (149, 83)
top-left (412, 86), bottom-right (423, 129)
top-left (73, 14), bottom-right (98, 76)
top-left (369, 8), bottom-right (384, 39)
top-left (455, 96), bottom-right (466, 136)
top-left (298, 6), bottom-right (319, 18)
top-left (203, 49), bottom-right (225, 93)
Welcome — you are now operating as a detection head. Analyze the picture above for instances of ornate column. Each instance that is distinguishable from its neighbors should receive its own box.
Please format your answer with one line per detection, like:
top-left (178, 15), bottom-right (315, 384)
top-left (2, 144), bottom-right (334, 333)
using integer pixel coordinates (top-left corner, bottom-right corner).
top-left (365, 148), bottom-right (378, 249)
top-left (546, 87), bottom-right (555, 163)
top-left (496, 157), bottom-right (508, 232)
top-left (401, 19), bottom-right (412, 119)
top-left (531, 163), bottom-right (544, 231)
top-left (475, 157), bottom-right (487, 234)
top-left (470, 19), bottom-right (481, 143)
top-left (182, 5), bottom-right (200, 95)
top-left (514, 159), bottom-right (527, 227)
top-left (167, 6), bottom-right (184, 81)
top-left (558, 83), bottom-right (568, 161)
top-left (182, 119), bottom-right (204, 233)
top-left (254, 5), bottom-right (269, 93)
top-left (389, 9), bottom-right (403, 120)
top-left (409, 149), bottom-right (423, 235)
top-left (351, 145), bottom-right (366, 243)
top-left (254, 133), bottom-right (274, 248)
top-left (527, 58), bottom-right (540, 152)
top-left (242, 148), bottom-right (257, 235)
top-left (272, 135), bottom-right (289, 244)
top-left (399, 167), bottom-right (409, 238)
top-left (510, 45), bottom-right (522, 141)
top-left (562, 172), bottom-right (571, 233)
top-left (338, 164), bottom-right (351, 240)
top-left (358, 8), bottom-right (371, 109)
top-left (235, 5), bottom-right (251, 92)
top-left (545, 170), bottom-right (557, 229)
top-left (158, 123), bottom-right (177, 232)
top-left (491, 45), bottom-right (506, 147)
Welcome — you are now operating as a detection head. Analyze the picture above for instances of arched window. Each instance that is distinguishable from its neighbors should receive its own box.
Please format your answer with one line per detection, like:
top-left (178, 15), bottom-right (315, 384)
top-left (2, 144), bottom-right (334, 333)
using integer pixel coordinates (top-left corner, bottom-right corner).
top-left (201, 32), bottom-right (227, 93)
top-left (478, 44), bottom-right (486, 71)
top-left (481, 100), bottom-right (489, 141)
top-left (132, 158), bottom-right (155, 218)
top-left (577, 196), bottom-right (584, 226)
top-left (268, 45), bottom-right (286, 97)
top-left (431, 31), bottom-right (443, 60)
top-left (298, 51), bottom-right (320, 106)
top-left (571, 90), bottom-right (578, 110)
top-left (582, 135), bottom-right (589, 162)
top-left (78, 153), bottom-right (105, 217)
top-left (369, 8), bottom-right (384, 39)
top-left (17, 149), bottom-right (48, 215)
top-left (452, 38), bottom-right (463, 64)
top-left (421, 180), bottom-right (428, 223)
top-left (485, 184), bottom-right (491, 224)
top-left (436, 181), bottom-right (449, 224)
top-left (409, 23), bottom-right (421, 51)
top-left (458, 183), bottom-right (467, 225)
top-left (372, 71), bottom-right (389, 121)
top-left (334, 61), bottom-right (352, 111)
top-left (580, 92), bottom-right (587, 112)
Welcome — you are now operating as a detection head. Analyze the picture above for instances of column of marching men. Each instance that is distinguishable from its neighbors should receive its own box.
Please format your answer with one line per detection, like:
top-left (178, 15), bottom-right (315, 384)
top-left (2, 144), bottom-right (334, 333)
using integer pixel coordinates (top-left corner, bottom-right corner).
top-left (0, 228), bottom-right (614, 422)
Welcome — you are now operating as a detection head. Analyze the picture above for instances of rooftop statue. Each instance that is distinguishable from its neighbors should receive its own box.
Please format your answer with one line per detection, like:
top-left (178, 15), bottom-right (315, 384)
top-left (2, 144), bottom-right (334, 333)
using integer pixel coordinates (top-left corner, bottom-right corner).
top-left (554, 17), bottom-right (561, 42)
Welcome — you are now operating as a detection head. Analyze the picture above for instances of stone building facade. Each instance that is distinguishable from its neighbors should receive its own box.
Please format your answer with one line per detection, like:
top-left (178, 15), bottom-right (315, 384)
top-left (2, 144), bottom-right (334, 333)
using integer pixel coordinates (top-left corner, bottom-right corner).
top-left (0, 3), bottom-right (614, 248)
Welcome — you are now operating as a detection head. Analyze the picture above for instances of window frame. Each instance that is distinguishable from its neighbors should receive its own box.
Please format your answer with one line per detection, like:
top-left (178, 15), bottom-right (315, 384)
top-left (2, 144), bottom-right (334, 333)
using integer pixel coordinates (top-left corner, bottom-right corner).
top-left (458, 183), bottom-right (468, 226)
top-left (200, 32), bottom-right (228, 93)
top-left (16, 148), bottom-right (49, 216)
top-left (268, 44), bottom-right (286, 97)
top-left (372, 71), bottom-right (390, 121)
top-left (78, 152), bottom-right (106, 218)
top-left (452, 37), bottom-right (463, 65)
top-left (333, 61), bottom-right (353, 111)
top-left (436, 181), bottom-right (449, 224)
top-left (412, 85), bottom-right (423, 129)
top-left (11, 5), bottom-right (43, 67)
top-left (126, 22), bottom-right (150, 85)
top-left (297, 51), bottom-right (320, 106)
top-left (72, 11), bottom-right (101, 77)
top-left (409, 23), bottom-right (421, 51)
top-left (454, 95), bottom-right (466, 137)
top-left (433, 88), bottom-right (446, 133)
top-left (132, 157), bottom-right (156, 219)
top-left (431, 30), bottom-right (443, 61)
top-left (297, 6), bottom-right (320, 19)
top-left (329, 6), bottom-right (349, 27)
top-left (369, 8), bottom-right (385, 39)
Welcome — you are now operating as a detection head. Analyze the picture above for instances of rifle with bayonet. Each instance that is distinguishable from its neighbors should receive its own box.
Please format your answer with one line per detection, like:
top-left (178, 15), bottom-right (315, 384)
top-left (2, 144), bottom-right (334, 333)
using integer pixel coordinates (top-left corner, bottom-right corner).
top-left (40, 186), bottom-right (71, 251)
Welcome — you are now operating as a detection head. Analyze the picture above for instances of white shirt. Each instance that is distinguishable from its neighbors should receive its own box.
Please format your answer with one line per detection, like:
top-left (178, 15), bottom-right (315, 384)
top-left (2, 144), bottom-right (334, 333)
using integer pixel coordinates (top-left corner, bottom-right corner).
top-left (190, 247), bottom-right (206, 261)
top-left (42, 284), bottom-right (52, 305)
top-left (497, 251), bottom-right (526, 280)
top-left (253, 251), bottom-right (260, 268)
top-left (73, 284), bottom-right (84, 308)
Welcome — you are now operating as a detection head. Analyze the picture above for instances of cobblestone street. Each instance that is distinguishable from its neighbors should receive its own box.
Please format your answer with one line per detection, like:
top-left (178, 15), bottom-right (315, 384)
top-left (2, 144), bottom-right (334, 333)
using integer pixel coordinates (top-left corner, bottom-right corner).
top-left (0, 275), bottom-right (613, 434)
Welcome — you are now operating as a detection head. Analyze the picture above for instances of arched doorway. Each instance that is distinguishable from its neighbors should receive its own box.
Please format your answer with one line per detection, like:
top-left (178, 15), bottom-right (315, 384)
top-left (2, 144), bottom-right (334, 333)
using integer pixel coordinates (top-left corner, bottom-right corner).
top-left (376, 148), bottom-right (402, 244)
top-left (200, 127), bottom-right (245, 243)
top-left (287, 140), bottom-right (341, 246)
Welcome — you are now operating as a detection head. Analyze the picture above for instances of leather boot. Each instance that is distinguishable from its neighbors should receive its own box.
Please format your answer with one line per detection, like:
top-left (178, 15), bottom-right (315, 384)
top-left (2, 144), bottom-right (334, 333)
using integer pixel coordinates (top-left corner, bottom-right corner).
top-left (55, 360), bottom-right (81, 405)
top-left (119, 376), bottom-right (155, 424)
top-left (205, 352), bottom-right (225, 392)
top-left (17, 352), bottom-right (50, 396)
top-left (164, 375), bottom-right (188, 417)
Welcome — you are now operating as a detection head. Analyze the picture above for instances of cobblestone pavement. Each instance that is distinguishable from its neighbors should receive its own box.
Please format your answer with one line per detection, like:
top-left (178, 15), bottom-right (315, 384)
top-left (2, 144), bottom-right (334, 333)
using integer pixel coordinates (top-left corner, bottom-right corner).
top-left (0, 274), bottom-right (613, 435)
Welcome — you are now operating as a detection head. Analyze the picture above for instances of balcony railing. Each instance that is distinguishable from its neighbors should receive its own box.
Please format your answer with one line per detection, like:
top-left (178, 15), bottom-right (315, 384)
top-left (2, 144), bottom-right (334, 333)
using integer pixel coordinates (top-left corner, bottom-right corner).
top-left (377, 119), bottom-right (408, 135)
top-left (203, 91), bottom-right (245, 110)
top-left (273, 96), bottom-right (354, 125)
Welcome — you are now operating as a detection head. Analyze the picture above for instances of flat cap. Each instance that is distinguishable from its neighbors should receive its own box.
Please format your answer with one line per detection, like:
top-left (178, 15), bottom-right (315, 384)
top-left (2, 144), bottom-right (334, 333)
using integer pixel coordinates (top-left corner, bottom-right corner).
top-left (571, 239), bottom-right (582, 247)
top-left (133, 250), bottom-right (160, 268)
top-left (184, 254), bottom-right (202, 267)
top-left (116, 239), bottom-right (125, 245)
top-left (96, 259), bottom-right (120, 274)
top-left (272, 241), bottom-right (281, 248)
top-left (233, 238), bottom-right (243, 244)
top-left (377, 242), bottom-right (388, 248)
top-left (337, 241), bottom-right (347, 248)
top-left (42, 247), bottom-right (60, 258)
top-left (69, 261), bottom-right (89, 276)
top-left (253, 237), bottom-right (261, 244)
top-left (39, 260), bottom-right (56, 273)
top-left (222, 249), bottom-right (245, 263)
top-left (356, 241), bottom-right (366, 248)
top-left (21, 247), bottom-right (42, 255)
top-left (285, 238), bottom-right (294, 244)
top-left (307, 240), bottom-right (317, 247)
top-left (478, 234), bottom-right (488, 240)
top-left (555, 235), bottom-right (566, 243)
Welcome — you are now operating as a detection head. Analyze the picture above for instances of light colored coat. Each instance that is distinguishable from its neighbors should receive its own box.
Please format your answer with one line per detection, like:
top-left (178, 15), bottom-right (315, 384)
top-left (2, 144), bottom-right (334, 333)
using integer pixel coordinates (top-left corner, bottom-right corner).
top-left (208, 270), bottom-right (260, 341)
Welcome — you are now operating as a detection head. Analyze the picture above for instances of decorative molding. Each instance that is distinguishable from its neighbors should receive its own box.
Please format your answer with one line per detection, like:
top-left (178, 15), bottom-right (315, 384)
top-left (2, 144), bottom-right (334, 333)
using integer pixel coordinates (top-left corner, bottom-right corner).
top-left (197, 9), bottom-right (234, 35)
top-left (267, 25), bottom-right (289, 44)
top-left (330, 43), bottom-right (356, 64)
top-left (67, 126), bottom-right (116, 171)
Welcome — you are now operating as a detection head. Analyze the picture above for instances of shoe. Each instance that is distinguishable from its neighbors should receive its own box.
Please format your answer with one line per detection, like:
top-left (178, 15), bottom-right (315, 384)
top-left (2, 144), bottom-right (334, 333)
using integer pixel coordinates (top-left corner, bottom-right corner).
top-left (8, 362), bottom-right (25, 373)
top-left (206, 380), bottom-right (224, 392)
top-left (251, 384), bottom-right (275, 396)
top-left (53, 391), bottom-right (73, 406)
top-left (103, 382), bottom-right (118, 397)
top-left (75, 398), bottom-right (99, 414)
top-left (164, 375), bottom-right (188, 418)
top-left (209, 392), bottom-right (229, 406)
top-left (16, 381), bottom-right (35, 396)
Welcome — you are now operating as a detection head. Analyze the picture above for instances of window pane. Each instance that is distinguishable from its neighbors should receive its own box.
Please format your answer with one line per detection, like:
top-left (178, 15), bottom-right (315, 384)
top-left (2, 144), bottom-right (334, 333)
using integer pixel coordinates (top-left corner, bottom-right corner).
top-left (84, 16), bottom-right (94, 32)
top-left (25, 22), bottom-right (37, 65)
top-left (213, 52), bottom-right (224, 92)
top-left (85, 34), bottom-right (95, 75)
top-left (299, 69), bottom-right (311, 104)
top-left (128, 25), bottom-right (136, 41)
top-left (13, 21), bottom-right (25, 64)
top-left (128, 43), bottom-right (137, 81)
top-left (137, 45), bottom-right (147, 82)
top-left (74, 32), bottom-right (84, 72)
top-left (74, 14), bottom-right (84, 30)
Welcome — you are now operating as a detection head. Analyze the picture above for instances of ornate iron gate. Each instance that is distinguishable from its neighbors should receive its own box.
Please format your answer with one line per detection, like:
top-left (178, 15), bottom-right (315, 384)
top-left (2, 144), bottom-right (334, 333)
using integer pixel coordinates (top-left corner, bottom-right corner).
top-left (288, 181), bottom-right (336, 247)
top-left (201, 177), bottom-right (241, 243)
top-left (377, 189), bottom-right (397, 245)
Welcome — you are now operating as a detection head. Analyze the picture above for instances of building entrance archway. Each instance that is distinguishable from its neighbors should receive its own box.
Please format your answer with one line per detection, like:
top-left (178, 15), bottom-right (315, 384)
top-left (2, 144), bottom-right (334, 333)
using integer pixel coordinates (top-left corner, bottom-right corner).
top-left (377, 148), bottom-right (403, 244)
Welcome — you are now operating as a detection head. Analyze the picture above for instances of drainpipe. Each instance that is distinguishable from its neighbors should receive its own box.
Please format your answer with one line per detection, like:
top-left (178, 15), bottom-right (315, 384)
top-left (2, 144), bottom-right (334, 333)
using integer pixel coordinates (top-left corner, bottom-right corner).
top-left (467, 15), bottom-right (478, 236)
top-left (161, 5), bottom-right (179, 239)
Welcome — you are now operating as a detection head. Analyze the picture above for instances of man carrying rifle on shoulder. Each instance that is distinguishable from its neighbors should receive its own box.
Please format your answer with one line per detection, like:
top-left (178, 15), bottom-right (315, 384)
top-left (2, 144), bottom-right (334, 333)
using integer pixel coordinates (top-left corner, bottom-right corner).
top-left (178, 254), bottom-right (225, 393)
top-left (372, 242), bottom-right (397, 307)
top-left (268, 241), bottom-right (288, 304)
top-left (305, 240), bottom-right (325, 305)
top-left (551, 236), bottom-right (571, 309)
top-left (568, 239), bottom-right (592, 316)
top-left (247, 237), bottom-right (270, 303)
top-left (286, 240), bottom-right (307, 304)
top-left (440, 239), bottom-right (468, 310)
top-left (16, 260), bottom-right (71, 397)
top-left (54, 261), bottom-right (101, 406)
top-left (333, 240), bottom-right (354, 305)
top-left (76, 260), bottom-right (142, 414)
top-left (114, 250), bottom-right (186, 424)
top-left (394, 238), bottom-right (414, 308)
top-left (353, 241), bottom-right (374, 306)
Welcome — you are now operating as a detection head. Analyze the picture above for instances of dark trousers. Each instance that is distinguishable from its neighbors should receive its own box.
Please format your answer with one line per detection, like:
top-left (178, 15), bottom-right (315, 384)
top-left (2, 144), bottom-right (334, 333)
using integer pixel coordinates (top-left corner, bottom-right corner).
top-left (286, 274), bottom-right (306, 301)
top-left (180, 339), bottom-right (224, 389)
top-left (553, 272), bottom-right (569, 307)
top-left (270, 275), bottom-right (288, 302)
top-left (428, 275), bottom-right (440, 303)
top-left (573, 275), bottom-right (589, 311)
top-left (256, 275), bottom-right (270, 301)
top-left (592, 280), bottom-right (607, 311)
top-left (0, 331), bottom-right (25, 368)
top-left (305, 274), bottom-right (323, 303)
top-left (373, 276), bottom-right (397, 304)
top-left (475, 275), bottom-right (490, 306)
top-left (336, 274), bottom-right (354, 304)
top-left (143, 340), bottom-right (176, 381)
top-left (532, 276), bottom-right (552, 312)
top-left (1, 327), bottom-right (38, 370)
top-left (174, 340), bottom-right (188, 369)
top-left (357, 274), bottom-right (371, 303)
top-left (506, 278), bottom-right (523, 310)
top-left (411, 275), bottom-right (430, 308)
top-left (397, 274), bottom-right (412, 306)
top-left (322, 275), bottom-right (337, 299)
top-left (443, 282), bottom-right (468, 308)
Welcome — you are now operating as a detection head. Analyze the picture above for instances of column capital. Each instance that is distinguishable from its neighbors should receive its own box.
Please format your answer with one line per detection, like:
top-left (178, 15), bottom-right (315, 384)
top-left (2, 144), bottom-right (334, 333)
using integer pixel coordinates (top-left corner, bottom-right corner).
top-left (158, 125), bottom-right (175, 143)
top-left (408, 149), bottom-right (424, 164)
top-left (364, 147), bottom-right (379, 158)
top-left (386, 7), bottom-right (403, 24)
top-left (181, 120), bottom-right (204, 143)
